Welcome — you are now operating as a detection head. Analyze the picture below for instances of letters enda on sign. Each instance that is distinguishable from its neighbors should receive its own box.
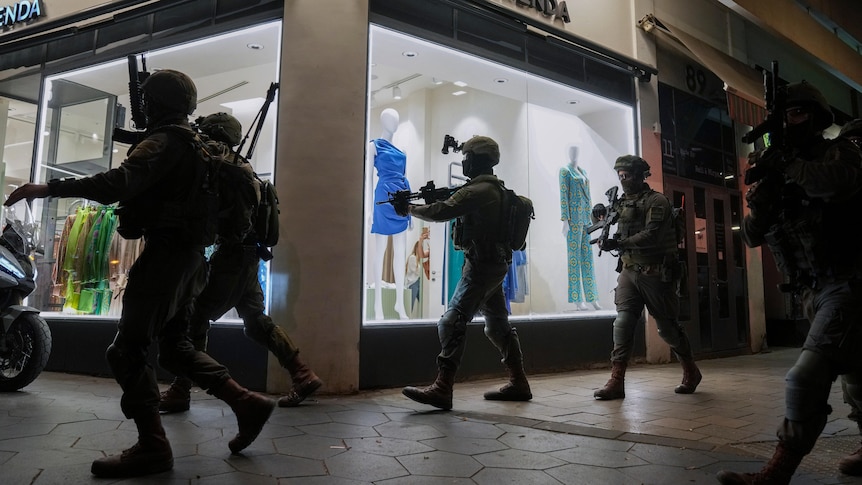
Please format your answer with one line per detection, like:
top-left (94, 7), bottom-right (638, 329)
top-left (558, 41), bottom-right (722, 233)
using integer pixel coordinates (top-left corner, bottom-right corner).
top-left (0, 0), bottom-right (42, 29)
top-left (508, 0), bottom-right (571, 23)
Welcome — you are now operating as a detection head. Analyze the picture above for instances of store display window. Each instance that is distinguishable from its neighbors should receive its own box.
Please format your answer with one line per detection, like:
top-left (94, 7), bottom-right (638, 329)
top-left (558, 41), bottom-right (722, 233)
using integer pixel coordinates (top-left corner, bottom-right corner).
top-left (363, 25), bottom-right (636, 325)
top-left (3, 21), bottom-right (281, 321)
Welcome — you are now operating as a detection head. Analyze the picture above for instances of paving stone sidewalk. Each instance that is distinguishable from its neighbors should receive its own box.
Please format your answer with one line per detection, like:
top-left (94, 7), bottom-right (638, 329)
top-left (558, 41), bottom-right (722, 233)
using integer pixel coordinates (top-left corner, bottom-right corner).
top-left (1, 347), bottom-right (861, 484)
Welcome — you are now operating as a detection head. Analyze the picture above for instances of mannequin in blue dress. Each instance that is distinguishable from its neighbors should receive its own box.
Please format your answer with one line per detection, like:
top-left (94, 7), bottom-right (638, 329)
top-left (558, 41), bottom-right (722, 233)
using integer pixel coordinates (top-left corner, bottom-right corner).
top-left (368, 108), bottom-right (410, 320)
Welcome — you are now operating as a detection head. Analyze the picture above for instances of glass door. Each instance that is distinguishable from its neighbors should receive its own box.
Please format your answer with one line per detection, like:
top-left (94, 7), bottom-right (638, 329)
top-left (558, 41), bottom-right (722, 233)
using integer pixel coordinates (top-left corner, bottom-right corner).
top-left (666, 176), bottom-right (748, 355)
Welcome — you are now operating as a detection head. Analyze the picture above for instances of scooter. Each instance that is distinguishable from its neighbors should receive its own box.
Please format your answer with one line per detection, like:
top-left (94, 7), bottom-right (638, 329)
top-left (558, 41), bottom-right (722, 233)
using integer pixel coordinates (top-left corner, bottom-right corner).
top-left (0, 201), bottom-right (51, 391)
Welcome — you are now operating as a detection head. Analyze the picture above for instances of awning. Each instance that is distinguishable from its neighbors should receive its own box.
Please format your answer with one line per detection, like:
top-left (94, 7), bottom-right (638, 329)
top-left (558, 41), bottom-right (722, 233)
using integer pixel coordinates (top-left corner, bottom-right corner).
top-left (639, 14), bottom-right (767, 127)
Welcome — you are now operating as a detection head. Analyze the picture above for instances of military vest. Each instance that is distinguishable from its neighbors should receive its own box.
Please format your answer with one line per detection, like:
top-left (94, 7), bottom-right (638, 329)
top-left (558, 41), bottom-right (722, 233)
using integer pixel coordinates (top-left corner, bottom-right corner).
top-left (616, 188), bottom-right (678, 266)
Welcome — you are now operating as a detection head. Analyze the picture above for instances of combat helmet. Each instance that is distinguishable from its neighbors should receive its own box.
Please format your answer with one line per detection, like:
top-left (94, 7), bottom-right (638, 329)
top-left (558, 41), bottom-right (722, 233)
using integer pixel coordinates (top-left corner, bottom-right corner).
top-left (785, 81), bottom-right (833, 131)
top-left (141, 69), bottom-right (197, 115)
top-left (613, 155), bottom-right (651, 176)
top-left (462, 136), bottom-right (500, 167)
top-left (198, 112), bottom-right (243, 146)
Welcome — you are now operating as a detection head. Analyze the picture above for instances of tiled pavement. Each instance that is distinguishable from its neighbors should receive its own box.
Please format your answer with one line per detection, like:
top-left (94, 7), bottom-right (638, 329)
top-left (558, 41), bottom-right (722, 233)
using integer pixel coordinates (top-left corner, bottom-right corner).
top-left (2, 347), bottom-right (862, 484)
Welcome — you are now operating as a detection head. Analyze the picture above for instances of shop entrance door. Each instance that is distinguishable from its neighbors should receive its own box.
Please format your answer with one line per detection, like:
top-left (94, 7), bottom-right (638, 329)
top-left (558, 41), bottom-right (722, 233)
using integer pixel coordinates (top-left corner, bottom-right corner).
top-left (665, 176), bottom-right (748, 356)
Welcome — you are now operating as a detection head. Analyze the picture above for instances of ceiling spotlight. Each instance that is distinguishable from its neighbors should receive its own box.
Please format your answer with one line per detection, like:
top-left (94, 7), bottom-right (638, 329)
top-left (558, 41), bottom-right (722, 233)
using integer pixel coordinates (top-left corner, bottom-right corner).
top-left (402, 51), bottom-right (418, 57)
top-left (494, 78), bottom-right (508, 84)
top-left (567, 99), bottom-right (580, 105)
top-left (247, 43), bottom-right (264, 50)
top-left (393, 86), bottom-right (402, 100)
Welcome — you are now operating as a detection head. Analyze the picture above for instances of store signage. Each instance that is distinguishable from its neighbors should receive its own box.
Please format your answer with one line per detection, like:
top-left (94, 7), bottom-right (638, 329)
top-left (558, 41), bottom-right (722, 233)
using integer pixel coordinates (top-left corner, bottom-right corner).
top-left (504, 0), bottom-right (571, 23)
top-left (0, 0), bottom-right (42, 28)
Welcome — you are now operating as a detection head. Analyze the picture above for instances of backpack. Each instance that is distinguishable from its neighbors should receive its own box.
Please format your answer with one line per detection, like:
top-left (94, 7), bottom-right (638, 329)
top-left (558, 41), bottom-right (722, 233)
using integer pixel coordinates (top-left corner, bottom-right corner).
top-left (201, 140), bottom-right (259, 245)
top-left (116, 125), bottom-right (220, 246)
top-left (499, 184), bottom-right (535, 251)
top-left (254, 176), bottom-right (280, 248)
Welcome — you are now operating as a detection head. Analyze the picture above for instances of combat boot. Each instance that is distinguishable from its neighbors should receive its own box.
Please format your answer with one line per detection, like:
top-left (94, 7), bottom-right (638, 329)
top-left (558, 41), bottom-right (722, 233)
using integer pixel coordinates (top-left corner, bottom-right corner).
top-left (91, 413), bottom-right (173, 478)
top-left (278, 355), bottom-right (324, 407)
top-left (212, 378), bottom-right (276, 454)
top-left (402, 368), bottom-right (456, 410)
top-left (716, 442), bottom-right (804, 484)
top-left (159, 376), bottom-right (192, 413)
top-left (839, 443), bottom-right (862, 476)
top-left (675, 356), bottom-right (702, 394)
top-left (484, 333), bottom-right (532, 401)
top-left (594, 361), bottom-right (627, 400)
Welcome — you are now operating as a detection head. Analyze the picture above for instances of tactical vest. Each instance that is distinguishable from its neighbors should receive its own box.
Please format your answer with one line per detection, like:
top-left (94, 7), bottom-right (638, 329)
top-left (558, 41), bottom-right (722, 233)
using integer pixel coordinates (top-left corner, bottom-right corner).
top-left (765, 189), bottom-right (860, 287)
top-left (115, 124), bottom-right (219, 247)
top-left (616, 188), bottom-right (677, 266)
top-left (762, 138), bottom-right (862, 288)
top-left (450, 177), bottom-right (510, 263)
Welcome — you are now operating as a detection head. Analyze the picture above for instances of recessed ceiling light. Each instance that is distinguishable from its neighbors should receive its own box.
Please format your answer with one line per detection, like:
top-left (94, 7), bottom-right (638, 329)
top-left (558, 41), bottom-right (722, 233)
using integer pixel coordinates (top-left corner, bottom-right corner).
top-left (494, 78), bottom-right (508, 84)
top-left (453, 81), bottom-right (468, 87)
top-left (452, 90), bottom-right (467, 96)
top-left (247, 43), bottom-right (264, 50)
top-left (567, 99), bottom-right (579, 105)
top-left (402, 51), bottom-right (418, 57)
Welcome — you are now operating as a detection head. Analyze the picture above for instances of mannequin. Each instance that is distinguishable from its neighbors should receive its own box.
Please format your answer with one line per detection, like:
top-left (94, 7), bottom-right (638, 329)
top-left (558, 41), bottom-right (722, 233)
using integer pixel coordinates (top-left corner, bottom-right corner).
top-left (368, 108), bottom-right (410, 320)
top-left (559, 144), bottom-right (601, 310)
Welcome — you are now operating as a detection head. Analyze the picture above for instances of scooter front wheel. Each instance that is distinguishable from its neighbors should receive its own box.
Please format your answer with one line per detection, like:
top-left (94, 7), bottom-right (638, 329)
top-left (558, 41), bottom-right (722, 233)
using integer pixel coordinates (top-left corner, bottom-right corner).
top-left (0, 313), bottom-right (52, 391)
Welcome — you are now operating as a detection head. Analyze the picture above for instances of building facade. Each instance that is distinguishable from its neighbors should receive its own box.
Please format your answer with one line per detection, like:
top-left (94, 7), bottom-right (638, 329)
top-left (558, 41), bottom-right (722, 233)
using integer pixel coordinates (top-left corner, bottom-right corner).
top-left (1, 0), bottom-right (858, 394)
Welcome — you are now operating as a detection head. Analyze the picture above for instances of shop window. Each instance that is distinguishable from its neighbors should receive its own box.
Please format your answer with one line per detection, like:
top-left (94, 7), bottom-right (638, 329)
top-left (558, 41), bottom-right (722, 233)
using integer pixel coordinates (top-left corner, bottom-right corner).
top-left (363, 25), bottom-right (635, 325)
top-left (17, 21), bottom-right (282, 320)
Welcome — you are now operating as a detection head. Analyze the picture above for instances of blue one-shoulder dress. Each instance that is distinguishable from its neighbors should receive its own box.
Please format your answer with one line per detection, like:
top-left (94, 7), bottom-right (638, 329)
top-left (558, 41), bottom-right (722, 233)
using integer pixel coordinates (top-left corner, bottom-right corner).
top-left (371, 138), bottom-right (411, 234)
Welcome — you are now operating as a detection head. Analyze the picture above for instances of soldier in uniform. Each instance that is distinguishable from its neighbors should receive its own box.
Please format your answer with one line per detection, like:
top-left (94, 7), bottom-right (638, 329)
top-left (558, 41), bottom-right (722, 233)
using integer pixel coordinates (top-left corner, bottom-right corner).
top-left (593, 155), bottom-right (701, 401)
top-left (716, 83), bottom-right (862, 484)
top-left (395, 136), bottom-right (532, 410)
top-left (837, 117), bottom-right (862, 476)
top-left (159, 112), bottom-right (322, 413)
top-left (5, 71), bottom-right (275, 478)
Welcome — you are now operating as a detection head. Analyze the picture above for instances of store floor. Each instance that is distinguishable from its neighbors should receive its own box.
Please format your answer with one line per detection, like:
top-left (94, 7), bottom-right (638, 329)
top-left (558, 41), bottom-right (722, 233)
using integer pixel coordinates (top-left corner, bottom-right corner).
top-left (2, 347), bottom-right (862, 484)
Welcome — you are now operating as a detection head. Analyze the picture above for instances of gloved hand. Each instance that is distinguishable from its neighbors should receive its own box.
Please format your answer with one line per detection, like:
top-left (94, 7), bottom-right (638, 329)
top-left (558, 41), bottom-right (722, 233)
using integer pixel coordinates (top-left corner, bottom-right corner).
top-left (745, 178), bottom-right (781, 215)
top-left (600, 238), bottom-right (620, 252)
top-left (394, 200), bottom-right (411, 217)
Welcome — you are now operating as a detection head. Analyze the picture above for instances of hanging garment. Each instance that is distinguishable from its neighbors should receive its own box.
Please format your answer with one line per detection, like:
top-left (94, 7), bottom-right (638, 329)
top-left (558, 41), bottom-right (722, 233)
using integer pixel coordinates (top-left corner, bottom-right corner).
top-left (371, 138), bottom-right (411, 235)
top-left (559, 165), bottom-right (598, 303)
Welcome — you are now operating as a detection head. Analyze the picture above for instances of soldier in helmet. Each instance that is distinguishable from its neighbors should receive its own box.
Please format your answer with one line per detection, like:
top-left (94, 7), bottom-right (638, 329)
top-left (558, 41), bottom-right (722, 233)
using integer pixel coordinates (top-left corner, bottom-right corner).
top-left (395, 135), bottom-right (532, 410)
top-left (717, 83), bottom-right (862, 484)
top-left (593, 154), bottom-right (702, 401)
top-left (5, 70), bottom-right (276, 478)
top-left (159, 112), bottom-right (322, 413)
top-left (837, 118), bottom-right (862, 477)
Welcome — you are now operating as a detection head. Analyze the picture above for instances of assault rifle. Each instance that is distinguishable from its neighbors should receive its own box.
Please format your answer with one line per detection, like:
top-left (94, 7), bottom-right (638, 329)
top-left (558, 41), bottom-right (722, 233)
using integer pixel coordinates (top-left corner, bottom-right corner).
top-left (377, 180), bottom-right (457, 208)
top-left (742, 61), bottom-right (787, 185)
top-left (586, 186), bottom-right (620, 257)
top-left (113, 54), bottom-right (150, 146)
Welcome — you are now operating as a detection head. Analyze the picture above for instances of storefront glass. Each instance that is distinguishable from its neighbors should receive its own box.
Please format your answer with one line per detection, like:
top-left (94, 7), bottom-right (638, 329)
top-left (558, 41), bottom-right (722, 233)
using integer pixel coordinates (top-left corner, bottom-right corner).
top-left (10, 21), bottom-right (282, 321)
top-left (364, 25), bottom-right (635, 325)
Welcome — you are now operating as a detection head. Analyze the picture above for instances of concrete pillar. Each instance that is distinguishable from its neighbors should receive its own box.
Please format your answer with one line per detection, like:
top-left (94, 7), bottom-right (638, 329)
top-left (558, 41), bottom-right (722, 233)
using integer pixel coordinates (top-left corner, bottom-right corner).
top-left (269, 1), bottom-right (369, 393)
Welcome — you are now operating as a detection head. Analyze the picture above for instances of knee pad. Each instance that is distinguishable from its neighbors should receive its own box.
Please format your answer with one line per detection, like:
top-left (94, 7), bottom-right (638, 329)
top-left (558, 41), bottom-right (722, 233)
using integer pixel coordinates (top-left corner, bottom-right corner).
top-left (612, 311), bottom-right (640, 343)
top-left (105, 342), bottom-right (125, 368)
top-left (439, 309), bottom-right (468, 342)
top-left (785, 351), bottom-right (834, 422)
